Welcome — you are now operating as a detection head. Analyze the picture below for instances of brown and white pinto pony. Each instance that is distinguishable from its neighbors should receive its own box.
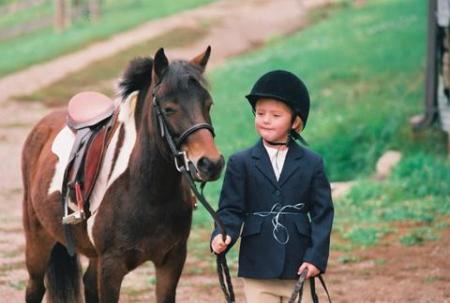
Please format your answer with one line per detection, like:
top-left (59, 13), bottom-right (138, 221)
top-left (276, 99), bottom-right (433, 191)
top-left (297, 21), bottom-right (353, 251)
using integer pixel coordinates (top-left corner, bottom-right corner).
top-left (21, 47), bottom-right (224, 303)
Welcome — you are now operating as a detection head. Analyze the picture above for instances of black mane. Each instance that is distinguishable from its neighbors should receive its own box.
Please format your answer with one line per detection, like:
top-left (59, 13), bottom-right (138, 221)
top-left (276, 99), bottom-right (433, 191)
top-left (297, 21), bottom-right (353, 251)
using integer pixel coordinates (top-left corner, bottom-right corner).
top-left (118, 57), bottom-right (153, 99)
top-left (118, 58), bottom-right (208, 100)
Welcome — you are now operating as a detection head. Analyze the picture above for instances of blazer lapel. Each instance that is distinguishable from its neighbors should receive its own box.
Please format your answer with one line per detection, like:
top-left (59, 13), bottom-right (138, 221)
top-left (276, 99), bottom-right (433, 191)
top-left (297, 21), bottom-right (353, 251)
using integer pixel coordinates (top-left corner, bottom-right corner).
top-left (278, 141), bottom-right (304, 187)
top-left (251, 140), bottom-right (279, 188)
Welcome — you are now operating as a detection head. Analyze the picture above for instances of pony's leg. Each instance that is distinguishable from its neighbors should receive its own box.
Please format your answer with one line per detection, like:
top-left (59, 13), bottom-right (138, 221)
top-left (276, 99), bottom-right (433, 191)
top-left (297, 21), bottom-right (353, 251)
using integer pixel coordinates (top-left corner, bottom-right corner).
top-left (23, 204), bottom-right (54, 303)
top-left (97, 255), bottom-right (128, 303)
top-left (154, 244), bottom-right (187, 303)
top-left (84, 258), bottom-right (99, 303)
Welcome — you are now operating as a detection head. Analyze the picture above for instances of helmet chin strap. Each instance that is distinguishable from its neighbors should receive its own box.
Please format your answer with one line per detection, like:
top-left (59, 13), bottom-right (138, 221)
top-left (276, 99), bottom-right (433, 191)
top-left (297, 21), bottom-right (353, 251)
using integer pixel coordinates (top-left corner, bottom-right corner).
top-left (266, 136), bottom-right (290, 146)
top-left (265, 126), bottom-right (296, 146)
top-left (266, 140), bottom-right (289, 146)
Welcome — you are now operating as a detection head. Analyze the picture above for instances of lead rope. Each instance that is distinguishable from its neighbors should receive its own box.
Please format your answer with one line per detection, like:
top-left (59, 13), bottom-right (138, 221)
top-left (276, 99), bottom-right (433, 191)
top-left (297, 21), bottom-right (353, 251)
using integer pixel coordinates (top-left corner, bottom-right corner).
top-left (288, 269), bottom-right (332, 303)
top-left (153, 93), bottom-right (235, 303)
top-left (201, 183), bottom-right (235, 303)
top-left (183, 177), bottom-right (235, 303)
top-left (180, 172), bottom-right (235, 302)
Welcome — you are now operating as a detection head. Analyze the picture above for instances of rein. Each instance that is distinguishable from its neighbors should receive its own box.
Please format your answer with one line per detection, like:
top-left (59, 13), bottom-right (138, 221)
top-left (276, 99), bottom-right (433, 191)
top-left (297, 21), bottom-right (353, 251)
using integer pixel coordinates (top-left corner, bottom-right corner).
top-left (288, 269), bottom-right (332, 303)
top-left (152, 90), bottom-right (236, 303)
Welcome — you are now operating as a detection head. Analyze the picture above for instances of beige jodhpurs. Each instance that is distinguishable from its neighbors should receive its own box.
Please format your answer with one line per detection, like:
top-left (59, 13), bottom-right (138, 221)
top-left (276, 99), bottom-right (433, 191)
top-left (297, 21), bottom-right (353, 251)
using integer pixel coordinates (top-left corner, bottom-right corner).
top-left (243, 278), bottom-right (313, 303)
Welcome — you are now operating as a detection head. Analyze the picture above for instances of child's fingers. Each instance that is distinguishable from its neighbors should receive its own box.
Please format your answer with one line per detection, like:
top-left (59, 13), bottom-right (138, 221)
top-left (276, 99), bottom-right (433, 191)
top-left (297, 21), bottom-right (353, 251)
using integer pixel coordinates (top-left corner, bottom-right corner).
top-left (211, 235), bottom-right (231, 254)
top-left (215, 234), bottom-right (231, 246)
top-left (211, 240), bottom-right (222, 253)
top-left (212, 245), bottom-right (223, 254)
top-left (224, 235), bottom-right (231, 245)
top-left (298, 263), bottom-right (307, 275)
top-left (212, 243), bottom-right (225, 254)
top-left (298, 263), bottom-right (320, 278)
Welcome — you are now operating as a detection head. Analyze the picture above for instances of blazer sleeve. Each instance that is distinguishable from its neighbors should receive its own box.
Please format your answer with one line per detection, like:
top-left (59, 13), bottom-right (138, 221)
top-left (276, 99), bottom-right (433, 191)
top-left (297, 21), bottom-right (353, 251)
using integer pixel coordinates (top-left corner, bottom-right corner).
top-left (302, 158), bottom-right (334, 272)
top-left (211, 154), bottom-right (246, 252)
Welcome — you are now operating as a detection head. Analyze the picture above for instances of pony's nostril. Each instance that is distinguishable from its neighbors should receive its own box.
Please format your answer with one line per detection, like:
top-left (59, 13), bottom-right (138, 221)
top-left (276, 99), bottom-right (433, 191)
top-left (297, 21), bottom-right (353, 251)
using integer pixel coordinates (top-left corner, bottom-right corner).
top-left (197, 156), bottom-right (224, 180)
top-left (197, 157), bottom-right (212, 172)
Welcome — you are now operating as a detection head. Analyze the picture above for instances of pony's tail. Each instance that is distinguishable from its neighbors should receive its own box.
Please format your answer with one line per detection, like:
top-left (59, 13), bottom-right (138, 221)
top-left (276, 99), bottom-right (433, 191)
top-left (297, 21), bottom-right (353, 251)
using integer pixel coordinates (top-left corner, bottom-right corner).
top-left (45, 242), bottom-right (82, 302)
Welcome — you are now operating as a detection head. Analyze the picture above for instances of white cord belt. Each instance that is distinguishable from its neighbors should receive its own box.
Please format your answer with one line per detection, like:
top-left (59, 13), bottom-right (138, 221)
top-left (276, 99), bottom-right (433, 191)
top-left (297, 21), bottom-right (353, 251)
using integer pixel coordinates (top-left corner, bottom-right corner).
top-left (249, 203), bottom-right (305, 245)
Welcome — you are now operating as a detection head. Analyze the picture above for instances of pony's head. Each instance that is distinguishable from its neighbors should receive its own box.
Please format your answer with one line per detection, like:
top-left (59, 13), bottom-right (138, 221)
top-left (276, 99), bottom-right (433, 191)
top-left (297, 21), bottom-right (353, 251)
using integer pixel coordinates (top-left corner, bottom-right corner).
top-left (120, 47), bottom-right (224, 181)
top-left (150, 47), bottom-right (224, 181)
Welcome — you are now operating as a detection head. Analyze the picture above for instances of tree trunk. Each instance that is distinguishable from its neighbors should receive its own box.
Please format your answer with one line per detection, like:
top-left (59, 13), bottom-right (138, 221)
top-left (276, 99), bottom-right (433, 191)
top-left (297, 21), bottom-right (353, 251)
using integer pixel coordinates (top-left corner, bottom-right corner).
top-left (65, 0), bottom-right (73, 27)
top-left (54, 0), bottom-right (66, 31)
top-left (88, 0), bottom-right (101, 22)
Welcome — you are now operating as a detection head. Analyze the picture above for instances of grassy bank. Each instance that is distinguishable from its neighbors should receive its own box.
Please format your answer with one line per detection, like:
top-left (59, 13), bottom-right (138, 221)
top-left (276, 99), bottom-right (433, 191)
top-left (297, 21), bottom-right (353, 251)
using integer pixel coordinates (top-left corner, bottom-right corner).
top-left (196, 0), bottom-right (450, 251)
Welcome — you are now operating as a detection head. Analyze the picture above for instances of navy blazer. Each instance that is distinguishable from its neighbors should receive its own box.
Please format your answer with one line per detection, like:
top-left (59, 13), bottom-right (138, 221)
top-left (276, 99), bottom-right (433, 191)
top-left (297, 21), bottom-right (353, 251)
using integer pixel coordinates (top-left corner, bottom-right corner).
top-left (212, 139), bottom-right (334, 279)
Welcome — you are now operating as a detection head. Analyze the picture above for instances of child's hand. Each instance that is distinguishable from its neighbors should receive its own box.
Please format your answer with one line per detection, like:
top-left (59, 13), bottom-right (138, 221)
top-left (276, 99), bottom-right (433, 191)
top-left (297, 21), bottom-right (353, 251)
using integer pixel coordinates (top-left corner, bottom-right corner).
top-left (211, 234), bottom-right (231, 254)
top-left (298, 262), bottom-right (320, 279)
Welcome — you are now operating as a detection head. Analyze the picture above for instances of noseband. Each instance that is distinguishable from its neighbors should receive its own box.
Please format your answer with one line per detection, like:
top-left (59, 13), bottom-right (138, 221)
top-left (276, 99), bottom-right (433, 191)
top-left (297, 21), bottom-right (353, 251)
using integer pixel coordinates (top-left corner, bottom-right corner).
top-left (151, 86), bottom-right (215, 174)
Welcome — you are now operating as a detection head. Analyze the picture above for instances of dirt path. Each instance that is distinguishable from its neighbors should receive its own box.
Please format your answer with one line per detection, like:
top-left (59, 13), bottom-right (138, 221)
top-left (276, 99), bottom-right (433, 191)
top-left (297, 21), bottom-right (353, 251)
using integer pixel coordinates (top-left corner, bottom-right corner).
top-left (1, 0), bottom-right (450, 301)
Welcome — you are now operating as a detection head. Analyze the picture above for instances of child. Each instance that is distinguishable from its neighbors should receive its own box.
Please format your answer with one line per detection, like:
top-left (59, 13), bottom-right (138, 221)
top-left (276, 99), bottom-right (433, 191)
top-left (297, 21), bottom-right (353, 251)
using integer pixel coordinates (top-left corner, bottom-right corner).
top-left (211, 70), bottom-right (334, 302)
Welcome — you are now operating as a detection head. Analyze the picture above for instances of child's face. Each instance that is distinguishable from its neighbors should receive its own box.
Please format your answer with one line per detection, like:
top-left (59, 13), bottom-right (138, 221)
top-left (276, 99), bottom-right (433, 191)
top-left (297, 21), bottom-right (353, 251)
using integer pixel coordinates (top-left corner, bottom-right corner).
top-left (254, 98), bottom-right (298, 144)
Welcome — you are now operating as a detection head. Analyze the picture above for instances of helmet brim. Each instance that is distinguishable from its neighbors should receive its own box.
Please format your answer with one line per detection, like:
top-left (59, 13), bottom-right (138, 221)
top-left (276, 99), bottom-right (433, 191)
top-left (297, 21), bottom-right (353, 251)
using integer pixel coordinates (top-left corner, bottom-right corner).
top-left (245, 93), bottom-right (292, 109)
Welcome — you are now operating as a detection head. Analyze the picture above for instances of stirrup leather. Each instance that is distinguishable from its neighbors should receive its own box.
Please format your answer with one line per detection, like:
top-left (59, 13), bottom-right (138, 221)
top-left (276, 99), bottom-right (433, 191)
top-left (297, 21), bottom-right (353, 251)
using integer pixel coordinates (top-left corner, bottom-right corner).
top-left (62, 181), bottom-right (86, 225)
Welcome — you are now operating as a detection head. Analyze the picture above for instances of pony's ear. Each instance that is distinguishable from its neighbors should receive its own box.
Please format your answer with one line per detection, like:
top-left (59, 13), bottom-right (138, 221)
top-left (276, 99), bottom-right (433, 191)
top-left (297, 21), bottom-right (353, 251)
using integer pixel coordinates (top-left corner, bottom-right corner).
top-left (190, 46), bottom-right (211, 72)
top-left (153, 48), bottom-right (169, 82)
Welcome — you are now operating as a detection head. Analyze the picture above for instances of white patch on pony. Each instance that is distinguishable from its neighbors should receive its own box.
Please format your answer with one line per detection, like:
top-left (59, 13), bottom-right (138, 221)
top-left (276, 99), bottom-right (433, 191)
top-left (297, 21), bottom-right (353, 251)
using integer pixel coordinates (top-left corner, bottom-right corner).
top-left (87, 91), bottom-right (138, 246)
top-left (48, 126), bottom-right (75, 194)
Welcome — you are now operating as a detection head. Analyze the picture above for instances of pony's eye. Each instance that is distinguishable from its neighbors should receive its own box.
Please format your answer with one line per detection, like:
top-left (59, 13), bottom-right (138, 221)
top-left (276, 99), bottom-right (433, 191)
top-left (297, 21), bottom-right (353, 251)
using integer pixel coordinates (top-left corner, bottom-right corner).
top-left (163, 107), bottom-right (177, 115)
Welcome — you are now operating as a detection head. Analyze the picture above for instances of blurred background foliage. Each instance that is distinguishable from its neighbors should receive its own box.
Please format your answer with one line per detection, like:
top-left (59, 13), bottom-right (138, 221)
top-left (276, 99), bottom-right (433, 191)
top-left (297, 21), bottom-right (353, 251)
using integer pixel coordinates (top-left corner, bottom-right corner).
top-left (0, 0), bottom-right (215, 76)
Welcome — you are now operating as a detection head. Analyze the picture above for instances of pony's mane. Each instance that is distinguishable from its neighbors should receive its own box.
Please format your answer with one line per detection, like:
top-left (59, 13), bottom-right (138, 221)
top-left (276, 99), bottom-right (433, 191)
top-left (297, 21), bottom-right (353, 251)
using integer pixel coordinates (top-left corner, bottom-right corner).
top-left (118, 57), bottom-right (153, 99)
top-left (118, 57), bottom-right (208, 100)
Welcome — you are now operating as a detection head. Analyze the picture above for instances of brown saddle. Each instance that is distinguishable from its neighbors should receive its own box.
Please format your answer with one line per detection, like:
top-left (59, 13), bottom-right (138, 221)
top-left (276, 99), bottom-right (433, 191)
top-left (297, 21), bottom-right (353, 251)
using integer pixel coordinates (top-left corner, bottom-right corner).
top-left (62, 91), bottom-right (117, 224)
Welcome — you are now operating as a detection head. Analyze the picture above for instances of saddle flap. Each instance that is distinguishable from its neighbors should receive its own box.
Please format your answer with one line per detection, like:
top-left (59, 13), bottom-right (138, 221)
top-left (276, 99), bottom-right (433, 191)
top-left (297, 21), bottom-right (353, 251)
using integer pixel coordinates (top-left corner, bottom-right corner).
top-left (67, 91), bottom-right (115, 130)
top-left (83, 126), bottom-right (109, 201)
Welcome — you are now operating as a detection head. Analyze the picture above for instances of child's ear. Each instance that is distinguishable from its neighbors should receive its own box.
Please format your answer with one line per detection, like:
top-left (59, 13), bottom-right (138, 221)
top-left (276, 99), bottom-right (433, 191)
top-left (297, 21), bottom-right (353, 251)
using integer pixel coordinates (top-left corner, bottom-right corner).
top-left (292, 116), bottom-right (303, 133)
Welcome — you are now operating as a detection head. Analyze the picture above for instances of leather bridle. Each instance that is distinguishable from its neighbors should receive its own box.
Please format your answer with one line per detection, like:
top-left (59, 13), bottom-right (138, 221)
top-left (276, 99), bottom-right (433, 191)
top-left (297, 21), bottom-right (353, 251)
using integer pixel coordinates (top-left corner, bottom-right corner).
top-left (152, 85), bottom-right (215, 178)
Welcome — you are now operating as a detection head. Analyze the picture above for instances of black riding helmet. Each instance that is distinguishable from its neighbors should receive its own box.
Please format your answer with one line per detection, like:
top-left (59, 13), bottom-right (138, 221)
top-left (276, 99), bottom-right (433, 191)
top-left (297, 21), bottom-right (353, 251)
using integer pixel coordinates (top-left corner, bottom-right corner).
top-left (245, 70), bottom-right (310, 143)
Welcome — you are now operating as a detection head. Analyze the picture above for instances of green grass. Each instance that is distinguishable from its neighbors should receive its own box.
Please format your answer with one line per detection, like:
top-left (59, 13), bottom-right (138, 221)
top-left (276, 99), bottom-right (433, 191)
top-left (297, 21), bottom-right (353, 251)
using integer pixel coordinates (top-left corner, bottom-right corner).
top-left (193, 0), bottom-right (450, 250)
top-left (0, 0), bottom-right (215, 76)
top-left (334, 151), bottom-right (449, 248)
top-left (207, 0), bottom-right (431, 181)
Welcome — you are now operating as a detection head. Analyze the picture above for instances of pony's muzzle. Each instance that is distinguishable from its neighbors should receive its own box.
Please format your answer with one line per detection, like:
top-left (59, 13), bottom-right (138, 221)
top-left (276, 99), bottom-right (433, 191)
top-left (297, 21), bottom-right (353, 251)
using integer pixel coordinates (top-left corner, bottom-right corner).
top-left (196, 155), bottom-right (224, 181)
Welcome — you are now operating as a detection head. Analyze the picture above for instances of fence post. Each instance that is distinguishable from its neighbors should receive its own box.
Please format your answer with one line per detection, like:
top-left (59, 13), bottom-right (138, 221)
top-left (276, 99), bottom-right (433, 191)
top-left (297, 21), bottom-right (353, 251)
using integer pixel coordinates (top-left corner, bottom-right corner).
top-left (54, 0), bottom-right (66, 32)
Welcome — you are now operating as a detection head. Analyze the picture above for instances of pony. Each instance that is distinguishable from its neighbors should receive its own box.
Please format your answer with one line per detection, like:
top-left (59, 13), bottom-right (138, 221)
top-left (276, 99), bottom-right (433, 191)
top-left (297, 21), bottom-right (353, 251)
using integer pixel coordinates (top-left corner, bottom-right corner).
top-left (21, 46), bottom-right (224, 303)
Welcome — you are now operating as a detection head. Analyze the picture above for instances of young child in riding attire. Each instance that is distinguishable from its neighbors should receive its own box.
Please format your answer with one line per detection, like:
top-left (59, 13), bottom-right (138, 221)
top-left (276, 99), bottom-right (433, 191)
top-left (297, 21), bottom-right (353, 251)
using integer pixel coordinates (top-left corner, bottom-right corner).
top-left (211, 70), bottom-right (334, 302)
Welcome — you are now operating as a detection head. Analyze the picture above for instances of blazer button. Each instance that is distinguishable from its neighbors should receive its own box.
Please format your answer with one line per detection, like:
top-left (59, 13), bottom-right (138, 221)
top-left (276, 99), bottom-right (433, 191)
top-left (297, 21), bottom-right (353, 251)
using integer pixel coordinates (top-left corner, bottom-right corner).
top-left (275, 190), bottom-right (281, 196)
